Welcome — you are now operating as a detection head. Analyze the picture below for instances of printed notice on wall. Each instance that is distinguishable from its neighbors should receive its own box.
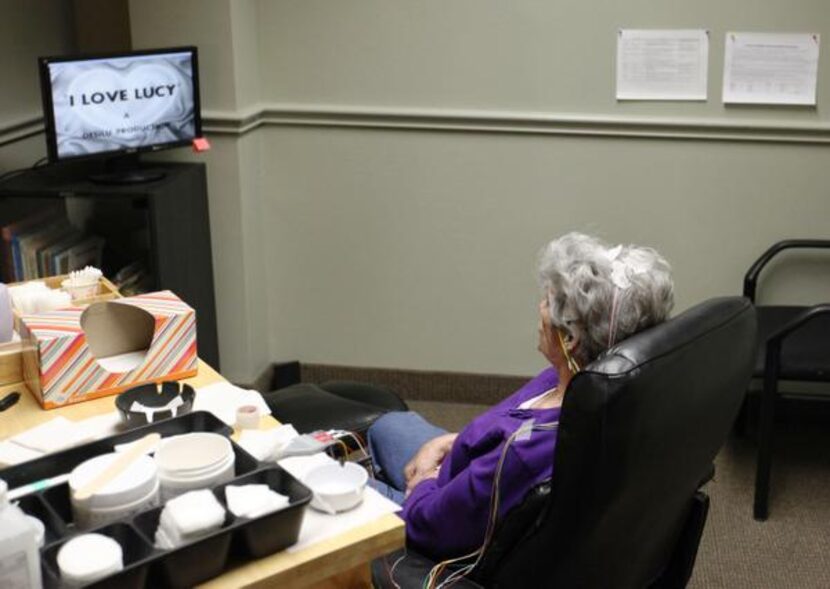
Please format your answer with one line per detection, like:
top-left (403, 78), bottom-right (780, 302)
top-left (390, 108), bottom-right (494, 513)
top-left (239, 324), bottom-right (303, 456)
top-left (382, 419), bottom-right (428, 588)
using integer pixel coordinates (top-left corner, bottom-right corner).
top-left (616, 29), bottom-right (709, 101)
top-left (723, 32), bottom-right (820, 105)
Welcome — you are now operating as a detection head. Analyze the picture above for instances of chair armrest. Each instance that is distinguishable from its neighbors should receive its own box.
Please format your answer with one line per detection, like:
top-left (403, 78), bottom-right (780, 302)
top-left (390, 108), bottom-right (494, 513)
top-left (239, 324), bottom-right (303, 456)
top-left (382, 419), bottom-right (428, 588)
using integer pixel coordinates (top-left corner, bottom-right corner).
top-left (764, 304), bottom-right (830, 380)
top-left (766, 303), bottom-right (830, 345)
top-left (743, 240), bottom-right (830, 302)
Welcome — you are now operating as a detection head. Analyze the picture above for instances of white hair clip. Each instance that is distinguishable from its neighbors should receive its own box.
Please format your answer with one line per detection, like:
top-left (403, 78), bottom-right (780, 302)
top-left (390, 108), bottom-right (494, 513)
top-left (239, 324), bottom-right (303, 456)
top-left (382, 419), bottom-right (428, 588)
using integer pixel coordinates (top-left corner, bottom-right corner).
top-left (604, 245), bottom-right (623, 261)
top-left (605, 246), bottom-right (630, 289)
top-left (607, 246), bottom-right (650, 290)
top-left (610, 261), bottom-right (631, 290)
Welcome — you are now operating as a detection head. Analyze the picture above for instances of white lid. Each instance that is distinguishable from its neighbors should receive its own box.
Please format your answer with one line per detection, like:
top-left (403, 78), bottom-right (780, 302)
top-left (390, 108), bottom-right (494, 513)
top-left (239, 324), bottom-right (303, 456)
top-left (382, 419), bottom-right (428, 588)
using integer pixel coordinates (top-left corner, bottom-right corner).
top-left (158, 451), bottom-right (234, 483)
top-left (57, 533), bottom-right (123, 582)
top-left (0, 479), bottom-right (7, 504)
top-left (69, 453), bottom-right (158, 510)
top-left (155, 433), bottom-right (232, 474)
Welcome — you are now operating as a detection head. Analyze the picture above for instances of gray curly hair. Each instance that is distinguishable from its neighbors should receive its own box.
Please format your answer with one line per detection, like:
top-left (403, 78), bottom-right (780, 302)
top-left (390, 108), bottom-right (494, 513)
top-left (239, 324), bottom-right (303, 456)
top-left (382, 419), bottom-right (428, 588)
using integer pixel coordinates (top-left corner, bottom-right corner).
top-left (537, 232), bottom-right (674, 367)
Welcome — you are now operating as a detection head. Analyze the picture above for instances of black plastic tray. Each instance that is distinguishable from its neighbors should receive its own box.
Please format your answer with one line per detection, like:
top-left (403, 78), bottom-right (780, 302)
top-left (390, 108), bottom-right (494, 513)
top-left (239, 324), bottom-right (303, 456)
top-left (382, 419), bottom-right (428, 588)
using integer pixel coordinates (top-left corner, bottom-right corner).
top-left (1, 411), bottom-right (313, 588)
top-left (1, 411), bottom-right (233, 488)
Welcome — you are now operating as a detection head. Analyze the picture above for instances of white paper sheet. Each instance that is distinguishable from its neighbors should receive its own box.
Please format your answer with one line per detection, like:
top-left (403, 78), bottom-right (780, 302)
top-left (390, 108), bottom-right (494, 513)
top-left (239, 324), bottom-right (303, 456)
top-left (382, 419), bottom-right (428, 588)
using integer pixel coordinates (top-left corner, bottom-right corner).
top-left (193, 381), bottom-right (272, 426)
top-left (76, 411), bottom-right (126, 440)
top-left (96, 350), bottom-right (147, 373)
top-left (1, 412), bottom-right (124, 466)
top-left (723, 32), bottom-right (820, 105)
top-left (237, 424), bottom-right (299, 462)
top-left (0, 440), bottom-right (44, 467)
top-left (277, 454), bottom-right (401, 552)
top-left (11, 416), bottom-right (96, 453)
top-left (616, 29), bottom-right (709, 100)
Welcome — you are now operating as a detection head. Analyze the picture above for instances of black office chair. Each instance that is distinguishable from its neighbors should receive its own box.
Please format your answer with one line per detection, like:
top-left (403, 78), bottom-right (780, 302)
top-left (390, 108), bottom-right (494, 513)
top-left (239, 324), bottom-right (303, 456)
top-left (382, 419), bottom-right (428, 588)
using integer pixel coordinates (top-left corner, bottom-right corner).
top-left (368, 297), bottom-right (755, 588)
top-left (271, 297), bottom-right (755, 588)
top-left (742, 239), bottom-right (830, 520)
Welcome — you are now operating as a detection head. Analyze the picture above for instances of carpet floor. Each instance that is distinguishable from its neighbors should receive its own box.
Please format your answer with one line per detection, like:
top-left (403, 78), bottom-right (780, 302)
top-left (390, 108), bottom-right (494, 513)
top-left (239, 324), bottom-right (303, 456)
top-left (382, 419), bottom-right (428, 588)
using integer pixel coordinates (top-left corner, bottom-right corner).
top-left (407, 401), bottom-right (830, 589)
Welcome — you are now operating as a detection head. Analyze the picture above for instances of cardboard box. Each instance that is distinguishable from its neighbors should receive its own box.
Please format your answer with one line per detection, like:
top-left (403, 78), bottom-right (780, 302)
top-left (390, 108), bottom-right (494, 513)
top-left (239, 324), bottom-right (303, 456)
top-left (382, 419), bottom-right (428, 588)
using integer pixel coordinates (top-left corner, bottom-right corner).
top-left (0, 276), bottom-right (122, 388)
top-left (20, 290), bottom-right (198, 409)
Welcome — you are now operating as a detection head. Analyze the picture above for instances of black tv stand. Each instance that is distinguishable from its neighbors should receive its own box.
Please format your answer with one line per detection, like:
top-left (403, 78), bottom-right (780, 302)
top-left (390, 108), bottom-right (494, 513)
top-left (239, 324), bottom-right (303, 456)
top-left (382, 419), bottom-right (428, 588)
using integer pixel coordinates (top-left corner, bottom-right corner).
top-left (88, 154), bottom-right (167, 185)
top-left (0, 162), bottom-right (219, 368)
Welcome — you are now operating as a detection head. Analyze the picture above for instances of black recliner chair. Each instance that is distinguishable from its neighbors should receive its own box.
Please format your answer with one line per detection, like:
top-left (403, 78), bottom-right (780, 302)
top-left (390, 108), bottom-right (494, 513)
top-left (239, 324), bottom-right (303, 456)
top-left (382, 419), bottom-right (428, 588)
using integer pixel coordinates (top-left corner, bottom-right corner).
top-left (271, 297), bottom-right (757, 588)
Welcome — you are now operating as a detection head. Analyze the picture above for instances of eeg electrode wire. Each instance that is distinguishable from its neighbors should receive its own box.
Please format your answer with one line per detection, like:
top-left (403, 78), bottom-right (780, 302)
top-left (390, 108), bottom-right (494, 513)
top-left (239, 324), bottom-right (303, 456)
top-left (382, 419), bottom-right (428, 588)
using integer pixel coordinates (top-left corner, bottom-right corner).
top-left (423, 421), bottom-right (559, 589)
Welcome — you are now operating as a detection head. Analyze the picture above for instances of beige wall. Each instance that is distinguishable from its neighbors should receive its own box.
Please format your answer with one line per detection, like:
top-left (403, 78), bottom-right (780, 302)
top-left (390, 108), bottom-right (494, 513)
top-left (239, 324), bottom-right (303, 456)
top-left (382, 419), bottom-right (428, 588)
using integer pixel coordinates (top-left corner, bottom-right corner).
top-left (129, 0), bottom-right (237, 112)
top-left (0, 0), bottom-right (74, 125)
top-left (260, 128), bottom-right (830, 375)
top-left (0, 0), bottom-right (74, 168)
top-left (3, 2), bottom-right (829, 380)
top-left (256, 0), bottom-right (830, 121)
top-left (134, 0), bottom-right (830, 379)
top-left (129, 0), bottom-right (271, 382)
top-left (251, 2), bottom-right (830, 376)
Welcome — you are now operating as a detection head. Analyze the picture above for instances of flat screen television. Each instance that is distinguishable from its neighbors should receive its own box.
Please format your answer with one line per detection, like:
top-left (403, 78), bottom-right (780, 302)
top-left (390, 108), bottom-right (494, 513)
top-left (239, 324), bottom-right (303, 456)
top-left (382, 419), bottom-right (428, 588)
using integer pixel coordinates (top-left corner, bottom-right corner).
top-left (38, 46), bottom-right (202, 182)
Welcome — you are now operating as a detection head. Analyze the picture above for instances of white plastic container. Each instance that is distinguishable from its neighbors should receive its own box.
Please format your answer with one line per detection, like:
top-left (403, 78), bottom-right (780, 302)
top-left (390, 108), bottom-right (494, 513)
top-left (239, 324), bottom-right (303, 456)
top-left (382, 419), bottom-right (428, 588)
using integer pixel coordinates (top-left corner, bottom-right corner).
top-left (69, 453), bottom-right (159, 529)
top-left (24, 516), bottom-right (45, 549)
top-left (0, 479), bottom-right (43, 589)
top-left (57, 533), bottom-right (123, 586)
top-left (61, 277), bottom-right (99, 301)
top-left (303, 462), bottom-right (368, 513)
top-left (155, 433), bottom-right (235, 501)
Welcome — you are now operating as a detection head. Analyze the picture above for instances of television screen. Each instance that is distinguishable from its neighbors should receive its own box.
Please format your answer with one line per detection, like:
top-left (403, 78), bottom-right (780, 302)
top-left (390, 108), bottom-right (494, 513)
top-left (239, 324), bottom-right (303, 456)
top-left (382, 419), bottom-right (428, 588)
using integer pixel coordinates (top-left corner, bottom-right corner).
top-left (39, 47), bottom-right (201, 162)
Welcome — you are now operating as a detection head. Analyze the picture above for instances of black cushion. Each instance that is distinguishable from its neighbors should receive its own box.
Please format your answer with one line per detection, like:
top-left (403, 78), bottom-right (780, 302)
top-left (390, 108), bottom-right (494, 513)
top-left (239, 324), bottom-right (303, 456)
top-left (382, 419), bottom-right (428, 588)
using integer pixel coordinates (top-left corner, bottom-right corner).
top-left (317, 380), bottom-right (409, 412)
top-left (264, 382), bottom-right (407, 435)
top-left (753, 305), bottom-right (830, 380)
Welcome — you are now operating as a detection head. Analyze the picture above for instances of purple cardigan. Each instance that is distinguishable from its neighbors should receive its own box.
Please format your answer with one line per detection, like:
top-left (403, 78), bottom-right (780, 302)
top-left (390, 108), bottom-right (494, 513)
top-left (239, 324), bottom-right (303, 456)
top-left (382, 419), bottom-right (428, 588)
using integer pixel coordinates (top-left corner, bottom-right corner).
top-left (402, 367), bottom-right (561, 559)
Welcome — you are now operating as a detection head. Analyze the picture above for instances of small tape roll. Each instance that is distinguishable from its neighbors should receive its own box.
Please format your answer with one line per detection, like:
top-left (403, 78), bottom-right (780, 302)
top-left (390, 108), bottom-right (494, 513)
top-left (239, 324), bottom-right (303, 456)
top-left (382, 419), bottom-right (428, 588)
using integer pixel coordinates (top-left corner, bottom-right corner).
top-left (236, 404), bottom-right (261, 429)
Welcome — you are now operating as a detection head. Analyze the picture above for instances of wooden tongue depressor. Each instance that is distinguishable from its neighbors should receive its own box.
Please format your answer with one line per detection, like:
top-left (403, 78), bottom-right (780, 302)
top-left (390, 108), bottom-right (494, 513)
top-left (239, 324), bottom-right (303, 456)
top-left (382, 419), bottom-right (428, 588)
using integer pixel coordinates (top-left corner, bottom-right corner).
top-left (73, 432), bottom-right (162, 502)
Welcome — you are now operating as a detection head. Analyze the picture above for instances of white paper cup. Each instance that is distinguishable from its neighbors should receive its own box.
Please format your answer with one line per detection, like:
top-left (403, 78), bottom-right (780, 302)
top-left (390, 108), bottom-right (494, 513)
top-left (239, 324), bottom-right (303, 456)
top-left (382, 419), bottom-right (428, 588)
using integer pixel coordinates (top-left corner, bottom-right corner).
top-left (61, 278), bottom-right (99, 301)
top-left (235, 404), bottom-right (261, 430)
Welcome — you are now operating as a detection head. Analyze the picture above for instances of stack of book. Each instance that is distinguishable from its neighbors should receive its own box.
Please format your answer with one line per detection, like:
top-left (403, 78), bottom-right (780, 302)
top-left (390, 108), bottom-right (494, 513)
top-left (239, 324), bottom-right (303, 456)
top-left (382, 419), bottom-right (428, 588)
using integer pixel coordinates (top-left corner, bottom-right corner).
top-left (1, 208), bottom-right (104, 283)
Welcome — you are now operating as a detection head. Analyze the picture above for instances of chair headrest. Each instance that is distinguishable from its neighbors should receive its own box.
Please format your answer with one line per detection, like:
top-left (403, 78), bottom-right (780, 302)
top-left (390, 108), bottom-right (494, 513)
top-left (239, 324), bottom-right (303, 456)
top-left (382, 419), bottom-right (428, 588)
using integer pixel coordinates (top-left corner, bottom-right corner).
top-left (591, 295), bottom-right (756, 377)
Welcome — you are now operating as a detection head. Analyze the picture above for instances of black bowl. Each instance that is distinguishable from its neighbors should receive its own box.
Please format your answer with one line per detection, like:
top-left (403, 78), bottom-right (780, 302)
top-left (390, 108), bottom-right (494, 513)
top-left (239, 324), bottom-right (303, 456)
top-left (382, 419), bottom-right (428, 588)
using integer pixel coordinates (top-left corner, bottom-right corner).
top-left (115, 381), bottom-right (195, 428)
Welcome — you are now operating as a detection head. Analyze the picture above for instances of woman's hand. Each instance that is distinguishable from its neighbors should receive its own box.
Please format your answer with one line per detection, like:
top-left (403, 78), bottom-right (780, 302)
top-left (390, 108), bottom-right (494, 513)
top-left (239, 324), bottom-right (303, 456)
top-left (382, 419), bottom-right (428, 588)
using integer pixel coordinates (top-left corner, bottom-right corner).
top-left (404, 433), bottom-right (458, 494)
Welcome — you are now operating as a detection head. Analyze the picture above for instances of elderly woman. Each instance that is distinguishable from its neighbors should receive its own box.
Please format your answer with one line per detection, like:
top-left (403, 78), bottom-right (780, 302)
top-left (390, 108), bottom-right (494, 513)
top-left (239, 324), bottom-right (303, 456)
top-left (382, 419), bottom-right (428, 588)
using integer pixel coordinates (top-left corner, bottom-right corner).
top-left (366, 232), bottom-right (674, 562)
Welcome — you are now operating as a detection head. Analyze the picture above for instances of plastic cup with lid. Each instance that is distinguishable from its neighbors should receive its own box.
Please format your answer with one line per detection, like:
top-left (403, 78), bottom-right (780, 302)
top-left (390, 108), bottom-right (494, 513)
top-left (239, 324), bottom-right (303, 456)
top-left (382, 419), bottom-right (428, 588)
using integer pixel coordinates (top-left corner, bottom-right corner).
top-left (69, 452), bottom-right (159, 529)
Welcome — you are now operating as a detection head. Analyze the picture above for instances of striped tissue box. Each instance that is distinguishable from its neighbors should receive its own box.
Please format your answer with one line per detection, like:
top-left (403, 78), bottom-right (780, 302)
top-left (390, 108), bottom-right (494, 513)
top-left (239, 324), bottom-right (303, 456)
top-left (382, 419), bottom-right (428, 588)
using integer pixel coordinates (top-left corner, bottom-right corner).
top-left (19, 290), bottom-right (198, 409)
